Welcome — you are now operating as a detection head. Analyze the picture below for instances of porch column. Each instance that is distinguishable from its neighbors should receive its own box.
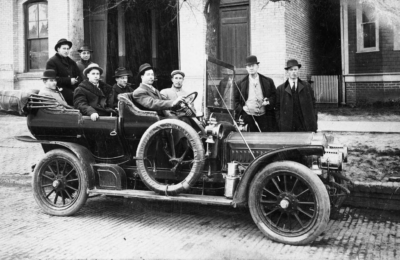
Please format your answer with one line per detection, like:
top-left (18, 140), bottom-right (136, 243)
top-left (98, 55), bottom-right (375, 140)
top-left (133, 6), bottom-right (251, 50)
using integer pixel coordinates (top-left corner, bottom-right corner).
top-left (118, 4), bottom-right (126, 67)
top-left (68, 0), bottom-right (84, 61)
top-left (340, 0), bottom-right (349, 105)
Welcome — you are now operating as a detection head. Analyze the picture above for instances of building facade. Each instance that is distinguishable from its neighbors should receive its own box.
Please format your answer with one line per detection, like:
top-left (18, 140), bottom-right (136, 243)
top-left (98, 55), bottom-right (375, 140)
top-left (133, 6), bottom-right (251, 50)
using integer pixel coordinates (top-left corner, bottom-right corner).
top-left (341, 0), bottom-right (400, 105)
top-left (1, 0), bottom-right (341, 112)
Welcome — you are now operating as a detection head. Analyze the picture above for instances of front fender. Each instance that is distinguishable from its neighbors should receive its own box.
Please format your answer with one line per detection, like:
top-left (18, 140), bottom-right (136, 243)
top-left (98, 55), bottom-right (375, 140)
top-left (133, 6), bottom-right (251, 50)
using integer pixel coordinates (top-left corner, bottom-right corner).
top-left (232, 146), bottom-right (324, 207)
top-left (15, 136), bottom-right (96, 189)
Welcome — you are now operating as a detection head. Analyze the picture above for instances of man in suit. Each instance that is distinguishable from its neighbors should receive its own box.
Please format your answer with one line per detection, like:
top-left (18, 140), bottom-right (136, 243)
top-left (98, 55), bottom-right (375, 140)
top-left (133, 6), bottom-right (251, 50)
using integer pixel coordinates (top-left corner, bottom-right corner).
top-left (234, 55), bottom-right (277, 132)
top-left (46, 38), bottom-right (82, 106)
top-left (275, 59), bottom-right (317, 132)
top-left (112, 67), bottom-right (134, 108)
top-left (132, 63), bottom-right (184, 117)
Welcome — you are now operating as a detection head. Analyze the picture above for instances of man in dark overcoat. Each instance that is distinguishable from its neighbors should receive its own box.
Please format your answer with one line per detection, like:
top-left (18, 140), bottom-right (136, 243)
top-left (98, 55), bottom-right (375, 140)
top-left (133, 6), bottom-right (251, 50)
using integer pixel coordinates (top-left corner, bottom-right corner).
top-left (46, 38), bottom-right (82, 106)
top-left (76, 45), bottom-right (94, 80)
top-left (132, 63), bottom-right (184, 117)
top-left (73, 63), bottom-right (116, 121)
top-left (234, 55), bottom-right (277, 132)
top-left (112, 67), bottom-right (134, 108)
top-left (275, 59), bottom-right (317, 132)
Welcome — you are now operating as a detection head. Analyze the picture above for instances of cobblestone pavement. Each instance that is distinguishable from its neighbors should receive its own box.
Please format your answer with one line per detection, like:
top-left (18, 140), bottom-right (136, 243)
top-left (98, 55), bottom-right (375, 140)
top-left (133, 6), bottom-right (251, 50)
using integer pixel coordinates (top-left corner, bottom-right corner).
top-left (0, 113), bottom-right (43, 175)
top-left (0, 179), bottom-right (399, 260)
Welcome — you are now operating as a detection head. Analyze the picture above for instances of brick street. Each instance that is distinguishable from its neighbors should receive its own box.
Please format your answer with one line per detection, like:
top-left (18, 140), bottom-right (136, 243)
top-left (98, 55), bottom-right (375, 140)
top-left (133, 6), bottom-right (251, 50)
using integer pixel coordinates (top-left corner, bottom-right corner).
top-left (1, 115), bottom-right (400, 259)
top-left (0, 179), bottom-right (399, 260)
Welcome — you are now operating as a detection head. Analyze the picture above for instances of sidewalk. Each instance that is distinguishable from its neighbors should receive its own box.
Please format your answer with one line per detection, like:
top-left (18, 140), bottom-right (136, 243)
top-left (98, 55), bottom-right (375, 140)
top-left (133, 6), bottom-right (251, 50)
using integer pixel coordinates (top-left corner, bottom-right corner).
top-left (319, 120), bottom-right (400, 133)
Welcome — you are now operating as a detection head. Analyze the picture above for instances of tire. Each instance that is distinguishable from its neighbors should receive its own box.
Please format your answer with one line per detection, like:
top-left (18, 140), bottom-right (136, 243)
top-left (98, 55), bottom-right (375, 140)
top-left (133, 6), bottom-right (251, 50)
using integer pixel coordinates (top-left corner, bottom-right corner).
top-left (136, 119), bottom-right (205, 195)
top-left (32, 149), bottom-right (88, 216)
top-left (248, 161), bottom-right (330, 245)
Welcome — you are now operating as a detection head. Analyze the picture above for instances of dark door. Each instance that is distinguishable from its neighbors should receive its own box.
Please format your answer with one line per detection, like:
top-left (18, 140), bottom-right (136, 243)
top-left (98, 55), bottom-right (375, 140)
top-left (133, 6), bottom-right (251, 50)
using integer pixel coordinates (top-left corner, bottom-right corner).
top-left (219, 4), bottom-right (249, 81)
top-left (84, 0), bottom-right (108, 81)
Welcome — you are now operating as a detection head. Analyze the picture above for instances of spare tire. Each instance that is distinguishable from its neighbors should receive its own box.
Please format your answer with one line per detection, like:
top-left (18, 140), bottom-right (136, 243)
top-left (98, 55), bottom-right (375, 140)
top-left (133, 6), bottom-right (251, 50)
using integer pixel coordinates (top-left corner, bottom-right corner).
top-left (136, 119), bottom-right (205, 195)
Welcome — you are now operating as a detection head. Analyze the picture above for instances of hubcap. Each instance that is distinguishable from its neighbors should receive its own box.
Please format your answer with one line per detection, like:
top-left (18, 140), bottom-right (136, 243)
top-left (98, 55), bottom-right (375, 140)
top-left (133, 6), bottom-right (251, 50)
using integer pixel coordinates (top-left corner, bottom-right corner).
top-left (280, 199), bottom-right (290, 209)
top-left (52, 180), bottom-right (61, 188)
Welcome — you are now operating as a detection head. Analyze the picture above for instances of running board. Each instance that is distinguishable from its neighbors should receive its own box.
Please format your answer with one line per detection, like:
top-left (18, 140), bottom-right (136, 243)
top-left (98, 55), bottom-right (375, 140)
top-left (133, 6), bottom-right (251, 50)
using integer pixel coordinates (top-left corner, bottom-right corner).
top-left (88, 189), bottom-right (233, 206)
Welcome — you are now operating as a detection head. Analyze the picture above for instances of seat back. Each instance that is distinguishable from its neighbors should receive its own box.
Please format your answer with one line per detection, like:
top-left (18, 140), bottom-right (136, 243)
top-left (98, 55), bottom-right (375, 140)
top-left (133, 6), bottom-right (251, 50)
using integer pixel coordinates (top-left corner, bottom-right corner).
top-left (118, 93), bottom-right (160, 139)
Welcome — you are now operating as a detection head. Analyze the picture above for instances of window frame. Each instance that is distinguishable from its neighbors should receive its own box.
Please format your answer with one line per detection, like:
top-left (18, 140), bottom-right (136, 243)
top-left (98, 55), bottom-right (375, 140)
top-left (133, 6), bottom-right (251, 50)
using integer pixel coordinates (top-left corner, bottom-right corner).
top-left (24, 0), bottom-right (48, 72)
top-left (356, 1), bottom-right (379, 53)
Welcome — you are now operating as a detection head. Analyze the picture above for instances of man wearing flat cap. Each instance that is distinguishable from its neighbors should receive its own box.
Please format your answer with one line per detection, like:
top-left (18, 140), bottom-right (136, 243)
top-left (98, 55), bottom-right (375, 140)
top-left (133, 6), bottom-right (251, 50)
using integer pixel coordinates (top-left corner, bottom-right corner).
top-left (73, 63), bottom-right (116, 121)
top-left (160, 70), bottom-right (195, 117)
top-left (112, 67), bottom-right (134, 108)
top-left (132, 64), bottom-right (184, 117)
top-left (234, 55), bottom-right (277, 132)
top-left (76, 45), bottom-right (94, 79)
top-left (275, 59), bottom-right (317, 132)
top-left (46, 38), bottom-right (82, 106)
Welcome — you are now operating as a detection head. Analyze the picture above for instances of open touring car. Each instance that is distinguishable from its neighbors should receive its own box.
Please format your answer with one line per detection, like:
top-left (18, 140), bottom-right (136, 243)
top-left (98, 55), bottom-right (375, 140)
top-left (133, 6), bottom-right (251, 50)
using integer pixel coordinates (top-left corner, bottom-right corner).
top-left (6, 57), bottom-right (351, 245)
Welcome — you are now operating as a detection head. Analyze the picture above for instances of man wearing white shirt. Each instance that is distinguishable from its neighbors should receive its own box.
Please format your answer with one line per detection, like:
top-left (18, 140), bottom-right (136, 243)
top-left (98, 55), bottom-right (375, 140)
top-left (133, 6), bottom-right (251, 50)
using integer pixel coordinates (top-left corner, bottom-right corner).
top-left (275, 59), bottom-right (317, 132)
top-left (234, 55), bottom-right (277, 132)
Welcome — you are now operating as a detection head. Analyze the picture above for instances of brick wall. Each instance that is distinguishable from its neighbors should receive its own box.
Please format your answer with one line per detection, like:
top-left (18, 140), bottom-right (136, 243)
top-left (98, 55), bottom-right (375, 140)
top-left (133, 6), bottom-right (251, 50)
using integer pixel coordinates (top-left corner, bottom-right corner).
top-left (284, 0), bottom-right (318, 80)
top-left (347, 1), bottom-right (400, 74)
top-left (346, 81), bottom-right (400, 105)
top-left (250, 0), bottom-right (286, 85)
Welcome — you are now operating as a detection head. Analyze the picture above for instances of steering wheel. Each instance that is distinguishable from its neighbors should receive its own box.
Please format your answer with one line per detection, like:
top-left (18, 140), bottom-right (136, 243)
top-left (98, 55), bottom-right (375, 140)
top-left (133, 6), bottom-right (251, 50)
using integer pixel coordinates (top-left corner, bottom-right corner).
top-left (182, 92), bottom-right (197, 105)
top-left (177, 92), bottom-right (197, 116)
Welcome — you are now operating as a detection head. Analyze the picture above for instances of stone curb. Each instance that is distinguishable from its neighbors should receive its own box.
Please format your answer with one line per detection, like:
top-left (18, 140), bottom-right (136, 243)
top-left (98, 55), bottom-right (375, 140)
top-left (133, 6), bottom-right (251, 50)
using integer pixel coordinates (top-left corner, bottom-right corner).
top-left (2, 174), bottom-right (400, 211)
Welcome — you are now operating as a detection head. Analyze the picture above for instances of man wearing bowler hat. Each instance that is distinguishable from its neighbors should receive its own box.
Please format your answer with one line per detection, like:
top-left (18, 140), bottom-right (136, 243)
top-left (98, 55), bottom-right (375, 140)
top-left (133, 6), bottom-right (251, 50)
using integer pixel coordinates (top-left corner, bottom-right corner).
top-left (46, 38), bottom-right (82, 106)
top-left (38, 69), bottom-right (72, 108)
top-left (112, 67), bottom-right (134, 108)
top-left (275, 59), bottom-right (317, 132)
top-left (76, 45), bottom-right (94, 79)
top-left (234, 55), bottom-right (277, 132)
top-left (132, 63), bottom-right (184, 117)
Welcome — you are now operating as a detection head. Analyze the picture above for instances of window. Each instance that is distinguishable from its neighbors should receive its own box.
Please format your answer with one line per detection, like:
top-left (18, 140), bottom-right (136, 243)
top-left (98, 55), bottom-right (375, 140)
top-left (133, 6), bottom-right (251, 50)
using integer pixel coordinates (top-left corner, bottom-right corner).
top-left (26, 1), bottom-right (48, 71)
top-left (356, 2), bottom-right (379, 52)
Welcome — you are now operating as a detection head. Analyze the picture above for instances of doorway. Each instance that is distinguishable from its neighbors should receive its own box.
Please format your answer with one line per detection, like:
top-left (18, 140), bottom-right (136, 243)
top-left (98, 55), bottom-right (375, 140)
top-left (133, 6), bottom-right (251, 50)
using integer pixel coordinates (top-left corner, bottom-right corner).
top-left (84, 0), bottom-right (179, 89)
top-left (219, 0), bottom-right (249, 81)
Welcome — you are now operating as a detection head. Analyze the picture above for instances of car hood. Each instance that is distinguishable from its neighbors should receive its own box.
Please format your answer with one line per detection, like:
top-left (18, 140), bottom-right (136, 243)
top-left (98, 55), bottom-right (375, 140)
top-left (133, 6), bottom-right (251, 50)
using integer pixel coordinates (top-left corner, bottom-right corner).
top-left (224, 131), bottom-right (328, 153)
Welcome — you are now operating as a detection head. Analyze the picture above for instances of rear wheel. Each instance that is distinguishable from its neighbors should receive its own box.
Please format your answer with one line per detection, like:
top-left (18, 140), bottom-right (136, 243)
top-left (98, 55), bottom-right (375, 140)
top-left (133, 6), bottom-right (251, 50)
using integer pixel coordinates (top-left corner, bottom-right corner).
top-left (32, 149), bottom-right (88, 216)
top-left (248, 161), bottom-right (330, 245)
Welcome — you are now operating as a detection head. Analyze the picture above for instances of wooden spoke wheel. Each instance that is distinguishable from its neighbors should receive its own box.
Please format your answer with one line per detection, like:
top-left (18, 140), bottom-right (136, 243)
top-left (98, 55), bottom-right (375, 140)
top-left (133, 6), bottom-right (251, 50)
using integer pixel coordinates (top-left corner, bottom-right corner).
top-left (249, 161), bottom-right (330, 245)
top-left (32, 149), bottom-right (88, 216)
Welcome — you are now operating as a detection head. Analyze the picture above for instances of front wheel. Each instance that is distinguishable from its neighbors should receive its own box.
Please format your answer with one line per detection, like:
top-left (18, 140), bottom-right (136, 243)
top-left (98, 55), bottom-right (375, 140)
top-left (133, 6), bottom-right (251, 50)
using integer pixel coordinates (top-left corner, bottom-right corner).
top-left (32, 149), bottom-right (88, 216)
top-left (248, 161), bottom-right (330, 245)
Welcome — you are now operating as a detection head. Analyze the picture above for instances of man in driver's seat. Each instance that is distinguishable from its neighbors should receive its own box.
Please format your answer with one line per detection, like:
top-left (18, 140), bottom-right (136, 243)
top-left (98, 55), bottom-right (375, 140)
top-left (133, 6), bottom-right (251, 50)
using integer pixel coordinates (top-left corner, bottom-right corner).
top-left (161, 70), bottom-right (195, 118)
top-left (132, 63), bottom-right (185, 117)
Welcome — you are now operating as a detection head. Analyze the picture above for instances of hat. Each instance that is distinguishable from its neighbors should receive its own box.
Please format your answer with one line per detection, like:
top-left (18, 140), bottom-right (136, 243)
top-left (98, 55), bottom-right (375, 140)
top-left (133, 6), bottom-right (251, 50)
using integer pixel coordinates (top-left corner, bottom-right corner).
top-left (41, 69), bottom-right (57, 79)
top-left (54, 38), bottom-right (72, 52)
top-left (78, 45), bottom-right (93, 53)
top-left (114, 67), bottom-right (133, 78)
top-left (83, 63), bottom-right (103, 76)
top-left (245, 55), bottom-right (260, 66)
top-left (171, 70), bottom-right (185, 78)
top-left (138, 63), bottom-right (153, 76)
top-left (285, 59), bottom-right (302, 70)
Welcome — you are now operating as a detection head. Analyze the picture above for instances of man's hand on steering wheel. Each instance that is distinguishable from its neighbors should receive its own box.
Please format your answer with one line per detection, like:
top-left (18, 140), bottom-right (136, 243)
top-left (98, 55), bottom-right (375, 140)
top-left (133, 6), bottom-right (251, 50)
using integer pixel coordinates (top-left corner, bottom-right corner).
top-left (172, 96), bottom-right (185, 107)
